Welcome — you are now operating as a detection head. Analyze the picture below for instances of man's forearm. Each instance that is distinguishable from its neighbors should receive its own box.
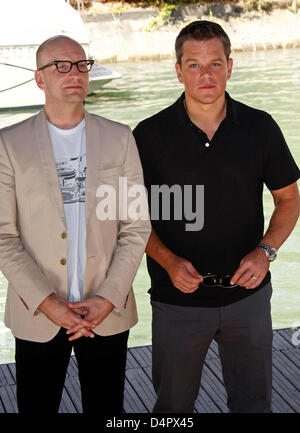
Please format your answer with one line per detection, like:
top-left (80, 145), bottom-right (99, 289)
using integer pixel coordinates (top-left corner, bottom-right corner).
top-left (145, 228), bottom-right (203, 293)
top-left (146, 228), bottom-right (178, 271)
top-left (262, 183), bottom-right (300, 250)
top-left (231, 185), bottom-right (300, 289)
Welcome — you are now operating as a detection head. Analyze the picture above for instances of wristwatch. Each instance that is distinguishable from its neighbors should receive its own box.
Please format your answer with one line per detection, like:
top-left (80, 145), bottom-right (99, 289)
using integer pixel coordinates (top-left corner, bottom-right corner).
top-left (258, 243), bottom-right (277, 262)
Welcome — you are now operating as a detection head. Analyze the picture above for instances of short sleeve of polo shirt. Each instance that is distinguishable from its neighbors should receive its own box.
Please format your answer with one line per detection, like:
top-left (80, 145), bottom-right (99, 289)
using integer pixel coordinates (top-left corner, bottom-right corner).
top-left (262, 114), bottom-right (300, 190)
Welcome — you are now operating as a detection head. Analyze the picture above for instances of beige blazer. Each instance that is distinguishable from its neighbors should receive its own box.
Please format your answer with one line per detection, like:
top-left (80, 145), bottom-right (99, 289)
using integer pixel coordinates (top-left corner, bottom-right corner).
top-left (0, 109), bottom-right (151, 342)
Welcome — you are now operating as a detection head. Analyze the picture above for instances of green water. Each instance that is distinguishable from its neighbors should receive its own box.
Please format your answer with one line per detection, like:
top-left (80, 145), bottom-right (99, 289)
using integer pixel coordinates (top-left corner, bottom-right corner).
top-left (0, 48), bottom-right (299, 363)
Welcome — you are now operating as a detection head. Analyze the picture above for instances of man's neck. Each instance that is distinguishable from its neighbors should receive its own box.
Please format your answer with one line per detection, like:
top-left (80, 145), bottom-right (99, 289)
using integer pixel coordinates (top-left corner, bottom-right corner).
top-left (184, 94), bottom-right (227, 140)
top-left (44, 103), bottom-right (84, 129)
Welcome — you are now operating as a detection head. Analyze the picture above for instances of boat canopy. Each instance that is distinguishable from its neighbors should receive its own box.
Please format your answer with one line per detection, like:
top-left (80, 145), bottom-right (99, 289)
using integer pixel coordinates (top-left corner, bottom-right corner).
top-left (0, 0), bottom-right (90, 46)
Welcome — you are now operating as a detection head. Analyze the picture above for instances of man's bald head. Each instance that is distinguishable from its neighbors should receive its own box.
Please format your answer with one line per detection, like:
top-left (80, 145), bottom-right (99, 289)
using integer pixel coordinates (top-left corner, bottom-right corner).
top-left (36, 35), bottom-right (85, 69)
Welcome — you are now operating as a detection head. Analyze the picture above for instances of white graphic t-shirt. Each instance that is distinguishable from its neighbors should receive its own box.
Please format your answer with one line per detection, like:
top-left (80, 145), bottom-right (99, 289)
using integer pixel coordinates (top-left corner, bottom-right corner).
top-left (48, 119), bottom-right (86, 302)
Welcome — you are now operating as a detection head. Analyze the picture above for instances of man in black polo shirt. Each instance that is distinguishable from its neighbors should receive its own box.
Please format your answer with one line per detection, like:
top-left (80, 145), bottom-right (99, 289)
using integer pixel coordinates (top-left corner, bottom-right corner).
top-left (133, 21), bottom-right (300, 413)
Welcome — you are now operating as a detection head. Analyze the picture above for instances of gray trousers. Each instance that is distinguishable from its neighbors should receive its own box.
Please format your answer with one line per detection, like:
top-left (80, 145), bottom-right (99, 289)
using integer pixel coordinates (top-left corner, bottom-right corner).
top-left (151, 282), bottom-right (273, 413)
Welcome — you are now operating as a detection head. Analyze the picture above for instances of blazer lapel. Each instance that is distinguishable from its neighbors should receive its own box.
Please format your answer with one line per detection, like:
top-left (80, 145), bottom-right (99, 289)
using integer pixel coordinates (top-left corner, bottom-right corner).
top-left (34, 109), bottom-right (66, 228)
top-left (84, 110), bottom-right (101, 226)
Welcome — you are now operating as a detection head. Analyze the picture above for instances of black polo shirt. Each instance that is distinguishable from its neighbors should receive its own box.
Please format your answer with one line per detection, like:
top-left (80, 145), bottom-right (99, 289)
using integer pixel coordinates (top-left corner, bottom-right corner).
top-left (133, 92), bottom-right (300, 307)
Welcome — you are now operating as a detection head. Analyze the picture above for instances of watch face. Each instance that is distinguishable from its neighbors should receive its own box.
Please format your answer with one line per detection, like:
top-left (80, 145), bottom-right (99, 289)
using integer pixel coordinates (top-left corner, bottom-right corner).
top-left (267, 247), bottom-right (277, 261)
top-left (259, 243), bottom-right (277, 261)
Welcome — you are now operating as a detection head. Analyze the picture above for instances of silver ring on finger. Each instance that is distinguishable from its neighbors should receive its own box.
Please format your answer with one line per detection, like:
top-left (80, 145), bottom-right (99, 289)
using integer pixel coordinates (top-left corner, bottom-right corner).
top-left (251, 275), bottom-right (258, 280)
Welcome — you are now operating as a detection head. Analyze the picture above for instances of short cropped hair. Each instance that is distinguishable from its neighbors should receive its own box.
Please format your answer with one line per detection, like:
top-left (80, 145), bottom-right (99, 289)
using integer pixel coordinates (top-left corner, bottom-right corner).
top-left (175, 20), bottom-right (231, 64)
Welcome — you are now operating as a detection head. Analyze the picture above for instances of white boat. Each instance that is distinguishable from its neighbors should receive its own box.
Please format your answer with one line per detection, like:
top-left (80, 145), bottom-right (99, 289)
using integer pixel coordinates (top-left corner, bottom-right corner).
top-left (0, 0), bottom-right (121, 110)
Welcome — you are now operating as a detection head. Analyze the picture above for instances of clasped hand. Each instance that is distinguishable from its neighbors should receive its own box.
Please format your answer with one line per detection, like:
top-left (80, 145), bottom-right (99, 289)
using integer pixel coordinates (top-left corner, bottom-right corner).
top-left (67, 296), bottom-right (114, 341)
top-left (38, 294), bottom-right (114, 341)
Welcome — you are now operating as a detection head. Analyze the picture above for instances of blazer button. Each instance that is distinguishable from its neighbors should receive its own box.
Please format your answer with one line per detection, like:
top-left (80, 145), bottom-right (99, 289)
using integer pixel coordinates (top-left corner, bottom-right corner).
top-left (60, 258), bottom-right (67, 266)
top-left (61, 232), bottom-right (67, 239)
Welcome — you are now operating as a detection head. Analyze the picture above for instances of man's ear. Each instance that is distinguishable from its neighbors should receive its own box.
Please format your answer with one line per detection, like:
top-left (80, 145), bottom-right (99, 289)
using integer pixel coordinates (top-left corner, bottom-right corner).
top-left (35, 70), bottom-right (46, 90)
top-left (227, 57), bottom-right (233, 80)
top-left (175, 62), bottom-right (184, 84)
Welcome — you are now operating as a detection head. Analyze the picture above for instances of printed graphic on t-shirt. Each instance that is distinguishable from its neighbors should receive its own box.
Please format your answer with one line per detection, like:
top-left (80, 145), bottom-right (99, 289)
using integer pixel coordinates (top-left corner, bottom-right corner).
top-left (56, 153), bottom-right (86, 204)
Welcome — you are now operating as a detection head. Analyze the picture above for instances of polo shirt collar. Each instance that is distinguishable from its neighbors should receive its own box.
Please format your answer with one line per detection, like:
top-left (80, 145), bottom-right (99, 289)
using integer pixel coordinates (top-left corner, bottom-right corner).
top-left (225, 91), bottom-right (239, 125)
top-left (171, 91), bottom-right (239, 130)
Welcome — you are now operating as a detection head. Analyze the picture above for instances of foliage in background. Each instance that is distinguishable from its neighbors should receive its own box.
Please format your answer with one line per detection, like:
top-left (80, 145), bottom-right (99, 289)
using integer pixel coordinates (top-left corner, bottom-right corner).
top-left (68, 0), bottom-right (299, 13)
top-left (68, 1), bottom-right (278, 8)
top-left (92, 0), bottom-right (259, 4)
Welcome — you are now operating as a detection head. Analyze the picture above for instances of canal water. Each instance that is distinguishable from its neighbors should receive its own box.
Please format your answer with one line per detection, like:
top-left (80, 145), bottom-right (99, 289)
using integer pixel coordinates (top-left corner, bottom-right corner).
top-left (0, 48), bottom-right (299, 363)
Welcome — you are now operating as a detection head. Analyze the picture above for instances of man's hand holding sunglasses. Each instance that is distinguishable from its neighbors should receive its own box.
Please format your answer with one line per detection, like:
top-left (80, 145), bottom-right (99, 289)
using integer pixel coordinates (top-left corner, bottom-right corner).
top-left (165, 255), bottom-right (203, 294)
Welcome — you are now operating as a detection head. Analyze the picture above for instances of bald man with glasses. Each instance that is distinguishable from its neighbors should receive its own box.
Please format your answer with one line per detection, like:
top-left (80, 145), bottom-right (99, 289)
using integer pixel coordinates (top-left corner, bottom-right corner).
top-left (0, 35), bottom-right (150, 413)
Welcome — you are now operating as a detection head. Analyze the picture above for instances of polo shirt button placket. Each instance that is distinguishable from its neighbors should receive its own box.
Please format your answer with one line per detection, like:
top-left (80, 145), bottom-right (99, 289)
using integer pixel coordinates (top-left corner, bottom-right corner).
top-left (205, 142), bottom-right (210, 148)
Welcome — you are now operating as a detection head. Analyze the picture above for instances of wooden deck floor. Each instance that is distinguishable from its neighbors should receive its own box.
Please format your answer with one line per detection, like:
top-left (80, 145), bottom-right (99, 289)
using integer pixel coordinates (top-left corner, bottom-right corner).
top-left (0, 327), bottom-right (299, 413)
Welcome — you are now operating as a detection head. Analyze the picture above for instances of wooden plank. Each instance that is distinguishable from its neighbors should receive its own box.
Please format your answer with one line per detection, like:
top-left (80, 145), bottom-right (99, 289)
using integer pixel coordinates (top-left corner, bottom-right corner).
top-left (66, 356), bottom-right (79, 378)
top-left (124, 378), bottom-right (148, 413)
top-left (272, 367), bottom-right (300, 412)
top-left (7, 362), bottom-right (16, 382)
top-left (273, 359), bottom-right (300, 400)
top-left (199, 363), bottom-right (228, 412)
top-left (207, 340), bottom-right (220, 359)
top-left (272, 330), bottom-right (295, 351)
top-left (59, 387), bottom-right (78, 414)
top-left (205, 357), bottom-right (224, 383)
top-left (272, 351), bottom-right (300, 391)
top-left (0, 363), bottom-right (15, 386)
top-left (277, 328), bottom-right (299, 348)
top-left (194, 387), bottom-right (222, 413)
top-left (272, 390), bottom-right (295, 413)
top-left (0, 385), bottom-right (18, 413)
top-left (126, 366), bottom-right (156, 412)
top-left (63, 376), bottom-right (82, 413)
top-left (126, 350), bottom-right (141, 370)
top-left (129, 346), bottom-right (152, 368)
top-left (0, 396), bottom-right (5, 414)
top-left (282, 347), bottom-right (300, 372)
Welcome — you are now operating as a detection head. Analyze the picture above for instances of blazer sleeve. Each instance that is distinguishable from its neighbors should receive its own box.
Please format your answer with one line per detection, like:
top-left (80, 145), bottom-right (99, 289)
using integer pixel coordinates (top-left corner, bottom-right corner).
top-left (95, 127), bottom-right (151, 312)
top-left (0, 132), bottom-right (55, 315)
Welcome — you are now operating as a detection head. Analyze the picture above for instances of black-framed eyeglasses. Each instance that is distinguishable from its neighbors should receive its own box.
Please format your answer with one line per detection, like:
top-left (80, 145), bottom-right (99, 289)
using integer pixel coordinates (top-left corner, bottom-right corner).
top-left (37, 59), bottom-right (94, 73)
top-left (201, 273), bottom-right (238, 289)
